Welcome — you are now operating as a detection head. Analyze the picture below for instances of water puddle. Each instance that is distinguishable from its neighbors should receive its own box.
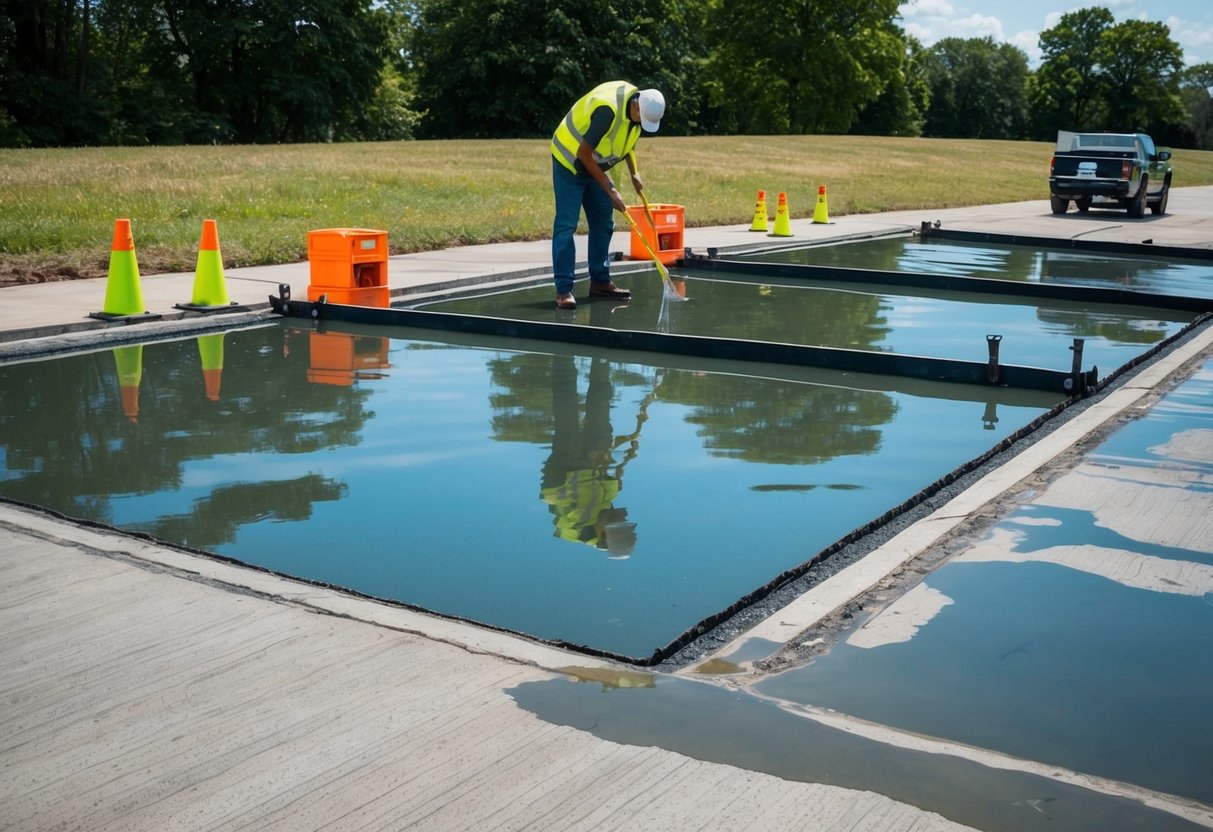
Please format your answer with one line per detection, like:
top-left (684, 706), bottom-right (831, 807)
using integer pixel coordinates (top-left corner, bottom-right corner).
top-left (751, 359), bottom-right (1213, 813)
top-left (419, 269), bottom-right (1190, 372)
top-left (749, 237), bottom-right (1213, 299)
top-left (0, 322), bottom-right (1059, 659)
top-left (508, 673), bottom-right (1205, 831)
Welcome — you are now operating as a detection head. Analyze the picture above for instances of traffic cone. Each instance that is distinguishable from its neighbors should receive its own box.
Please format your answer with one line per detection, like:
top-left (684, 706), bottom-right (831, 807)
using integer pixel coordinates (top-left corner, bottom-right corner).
top-left (180, 219), bottom-right (233, 310)
top-left (749, 190), bottom-right (768, 232)
top-left (98, 219), bottom-right (147, 317)
top-left (112, 345), bottom-right (143, 423)
top-left (812, 184), bottom-right (830, 224)
top-left (197, 333), bottom-right (225, 401)
top-left (770, 192), bottom-right (792, 237)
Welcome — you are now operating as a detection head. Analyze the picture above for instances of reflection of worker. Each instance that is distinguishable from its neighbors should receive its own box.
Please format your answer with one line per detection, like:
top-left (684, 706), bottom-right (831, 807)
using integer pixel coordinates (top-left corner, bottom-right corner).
top-left (541, 356), bottom-right (637, 558)
top-left (550, 81), bottom-right (665, 310)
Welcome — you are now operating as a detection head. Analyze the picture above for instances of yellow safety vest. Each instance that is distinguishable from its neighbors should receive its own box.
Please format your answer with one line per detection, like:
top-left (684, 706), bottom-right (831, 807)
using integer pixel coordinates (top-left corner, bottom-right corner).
top-left (551, 81), bottom-right (640, 175)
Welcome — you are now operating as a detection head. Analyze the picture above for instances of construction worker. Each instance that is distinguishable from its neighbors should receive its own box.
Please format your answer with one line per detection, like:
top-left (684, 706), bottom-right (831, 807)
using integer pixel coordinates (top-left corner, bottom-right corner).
top-left (550, 81), bottom-right (665, 310)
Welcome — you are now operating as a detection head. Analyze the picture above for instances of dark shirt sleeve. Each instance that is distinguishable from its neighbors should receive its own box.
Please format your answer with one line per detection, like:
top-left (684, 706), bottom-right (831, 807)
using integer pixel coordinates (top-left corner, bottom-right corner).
top-left (574, 105), bottom-right (619, 173)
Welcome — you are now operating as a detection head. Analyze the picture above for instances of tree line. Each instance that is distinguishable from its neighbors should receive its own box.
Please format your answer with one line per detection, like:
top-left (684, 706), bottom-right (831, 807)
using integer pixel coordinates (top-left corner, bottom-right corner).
top-left (2, 0), bottom-right (1210, 149)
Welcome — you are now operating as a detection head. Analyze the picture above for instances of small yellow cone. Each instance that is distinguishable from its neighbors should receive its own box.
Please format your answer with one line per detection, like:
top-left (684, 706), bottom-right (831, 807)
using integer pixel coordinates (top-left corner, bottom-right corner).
top-left (812, 184), bottom-right (830, 224)
top-left (100, 219), bottom-right (147, 317)
top-left (197, 333), bottom-right (225, 401)
top-left (749, 190), bottom-right (768, 232)
top-left (188, 219), bottom-right (231, 307)
top-left (770, 192), bottom-right (792, 237)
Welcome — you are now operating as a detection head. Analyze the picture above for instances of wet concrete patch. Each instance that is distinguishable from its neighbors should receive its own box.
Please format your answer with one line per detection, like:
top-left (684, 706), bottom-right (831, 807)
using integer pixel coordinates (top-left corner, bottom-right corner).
top-left (508, 674), bottom-right (1207, 831)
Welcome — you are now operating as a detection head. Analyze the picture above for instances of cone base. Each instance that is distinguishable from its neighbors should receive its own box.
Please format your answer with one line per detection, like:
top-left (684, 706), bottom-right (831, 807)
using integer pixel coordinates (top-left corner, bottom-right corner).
top-left (89, 311), bottom-right (163, 323)
top-left (174, 302), bottom-right (240, 314)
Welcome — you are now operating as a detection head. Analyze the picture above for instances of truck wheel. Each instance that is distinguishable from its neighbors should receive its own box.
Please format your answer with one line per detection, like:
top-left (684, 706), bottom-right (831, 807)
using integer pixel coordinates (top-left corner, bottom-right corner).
top-left (1050, 195), bottom-right (1069, 215)
top-left (1076, 196), bottom-right (1092, 212)
top-left (1149, 182), bottom-right (1169, 216)
top-left (1127, 176), bottom-right (1147, 218)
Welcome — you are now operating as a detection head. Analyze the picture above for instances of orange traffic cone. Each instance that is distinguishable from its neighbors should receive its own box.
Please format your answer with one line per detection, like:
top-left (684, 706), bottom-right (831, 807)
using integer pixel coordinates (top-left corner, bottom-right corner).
top-left (94, 219), bottom-right (148, 319)
top-left (178, 219), bottom-right (234, 311)
top-left (197, 333), bottom-right (224, 401)
top-left (770, 192), bottom-right (792, 237)
top-left (112, 345), bottom-right (143, 423)
top-left (749, 190), bottom-right (768, 232)
top-left (812, 184), bottom-right (831, 224)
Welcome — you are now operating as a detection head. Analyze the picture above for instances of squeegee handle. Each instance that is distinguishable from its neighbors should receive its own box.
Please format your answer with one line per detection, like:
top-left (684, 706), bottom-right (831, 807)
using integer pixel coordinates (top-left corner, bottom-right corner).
top-left (623, 211), bottom-right (671, 283)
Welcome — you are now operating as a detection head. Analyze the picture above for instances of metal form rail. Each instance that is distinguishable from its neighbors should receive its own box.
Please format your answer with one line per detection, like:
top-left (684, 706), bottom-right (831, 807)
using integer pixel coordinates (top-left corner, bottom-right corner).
top-left (269, 291), bottom-right (1093, 396)
top-left (917, 223), bottom-right (1213, 262)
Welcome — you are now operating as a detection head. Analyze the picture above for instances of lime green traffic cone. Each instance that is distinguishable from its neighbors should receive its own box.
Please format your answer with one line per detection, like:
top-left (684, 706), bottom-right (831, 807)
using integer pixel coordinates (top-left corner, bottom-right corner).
top-left (189, 219), bottom-right (231, 307)
top-left (101, 219), bottom-right (146, 316)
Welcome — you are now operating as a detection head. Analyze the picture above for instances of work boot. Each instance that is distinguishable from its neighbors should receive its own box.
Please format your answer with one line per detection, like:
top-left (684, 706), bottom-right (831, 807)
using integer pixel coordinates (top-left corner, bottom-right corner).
top-left (556, 293), bottom-right (577, 309)
top-left (588, 281), bottom-right (631, 299)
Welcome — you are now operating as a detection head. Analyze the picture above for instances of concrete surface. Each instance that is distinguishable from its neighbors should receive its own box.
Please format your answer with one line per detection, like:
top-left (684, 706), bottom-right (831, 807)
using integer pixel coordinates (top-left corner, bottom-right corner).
top-left (2, 188), bottom-right (1212, 831)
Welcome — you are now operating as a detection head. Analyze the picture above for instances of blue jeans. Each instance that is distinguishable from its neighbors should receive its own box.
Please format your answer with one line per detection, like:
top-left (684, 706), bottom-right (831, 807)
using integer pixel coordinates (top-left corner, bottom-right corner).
top-left (552, 157), bottom-right (615, 296)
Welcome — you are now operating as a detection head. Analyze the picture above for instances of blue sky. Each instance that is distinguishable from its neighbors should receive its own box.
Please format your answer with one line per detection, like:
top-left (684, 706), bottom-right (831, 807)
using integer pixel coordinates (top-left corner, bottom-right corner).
top-left (897, 0), bottom-right (1213, 67)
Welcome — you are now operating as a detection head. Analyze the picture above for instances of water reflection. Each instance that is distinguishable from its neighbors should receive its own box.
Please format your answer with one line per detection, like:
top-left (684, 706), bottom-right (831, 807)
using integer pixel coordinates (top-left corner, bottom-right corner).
top-left (756, 238), bottom-right (1213, 299)
top-left (0, 327), bottom-right (373, 528)
top-left (421, 267), bottom-right (1187, 371)
top-left (541, 356), bottom-right (636, 558)
top-left (0, 322), bottom-right (1062, 656)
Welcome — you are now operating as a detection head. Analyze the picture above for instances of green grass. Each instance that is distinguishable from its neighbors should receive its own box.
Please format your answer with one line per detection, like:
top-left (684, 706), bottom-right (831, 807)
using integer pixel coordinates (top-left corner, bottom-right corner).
top-left (3, 136), bottom-right (1212, 282)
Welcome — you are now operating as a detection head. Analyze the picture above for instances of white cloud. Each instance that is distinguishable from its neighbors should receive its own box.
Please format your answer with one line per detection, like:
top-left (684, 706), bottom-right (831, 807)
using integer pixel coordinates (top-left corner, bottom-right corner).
top-left (1011, 29), bottom-right (1043, 64)
top-left (952, 13), bottom-right (1007, 39)
top-left (899, 0), bottom-right (958, 19)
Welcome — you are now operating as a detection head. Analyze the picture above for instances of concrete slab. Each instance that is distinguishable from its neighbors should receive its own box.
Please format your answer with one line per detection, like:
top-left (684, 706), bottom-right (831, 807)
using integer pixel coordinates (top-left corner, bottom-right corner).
top-left (3, 189), bottom-right (1213, 830)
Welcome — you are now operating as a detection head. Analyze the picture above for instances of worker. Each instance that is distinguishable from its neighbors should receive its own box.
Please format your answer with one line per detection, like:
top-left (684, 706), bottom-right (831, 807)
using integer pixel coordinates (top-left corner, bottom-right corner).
top-left (550, 81), bottom-right (665, 310)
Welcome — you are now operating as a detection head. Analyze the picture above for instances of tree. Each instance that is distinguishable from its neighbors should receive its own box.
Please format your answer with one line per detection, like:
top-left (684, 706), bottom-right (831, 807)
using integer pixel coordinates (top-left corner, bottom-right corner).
top-left (157, 0), bottom-right (389, 143)
top-left (852, 31), bottom-right (929, 137)
top-left (1029, 7), bottom-right (1114, 135)
top-left (410, 0), bottom-right (707, 139)
top-left (1030, 8), bottom-right (1186, 139)
top-left (703, 0), bottom-right (903, 134)
top-left (1176, 63), bottom-right (1213, 149)
top-left (1094, 18), bottom-right (1184, 133)
top-left (921, 37), bottom-right (1029, 139)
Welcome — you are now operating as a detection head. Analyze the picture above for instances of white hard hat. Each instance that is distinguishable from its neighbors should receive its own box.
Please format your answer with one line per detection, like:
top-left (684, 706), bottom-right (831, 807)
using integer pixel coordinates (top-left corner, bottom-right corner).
top-left (638, 89), bottom-right (665, 132)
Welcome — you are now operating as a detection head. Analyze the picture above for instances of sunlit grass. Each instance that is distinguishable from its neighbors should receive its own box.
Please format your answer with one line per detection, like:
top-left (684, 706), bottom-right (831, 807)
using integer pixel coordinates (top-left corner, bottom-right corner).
top-left (2, 137), bottom-right (1212, 280)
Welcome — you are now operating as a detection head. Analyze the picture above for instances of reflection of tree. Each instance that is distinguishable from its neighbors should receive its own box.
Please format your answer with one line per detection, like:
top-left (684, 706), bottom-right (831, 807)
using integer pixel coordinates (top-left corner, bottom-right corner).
top-left (658, 372), bottom-right (897, 465)
top-left (133, 474), bottom-right (348, 550)
top-left (669, 278), bottom-right (891, 350)
top-left (484, 349), bottom-right (899, 470)
top-left (770, 238), bottom-right (1044, 284)
top-left (0, 328), bottom-right (373, 531)
top-left (1035, 308), bottom-right (1173, 346)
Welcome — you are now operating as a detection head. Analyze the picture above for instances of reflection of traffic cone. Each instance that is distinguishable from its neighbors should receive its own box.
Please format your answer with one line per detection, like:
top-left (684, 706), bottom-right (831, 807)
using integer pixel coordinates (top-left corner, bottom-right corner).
top-left (197, 333), bottom-right (224, 401)
top-left (770, 192), bottom-right (792, 237)
top-left (812, 184), bottom-right (830, 224)
top-left (112, 345), bottom-right (143, 423)
top-left (99, 219), bottom-right (147, 317)
top-left (182, 219), bottom-right (232, 309)
top-left (749, 190), bottom-right (768, 232)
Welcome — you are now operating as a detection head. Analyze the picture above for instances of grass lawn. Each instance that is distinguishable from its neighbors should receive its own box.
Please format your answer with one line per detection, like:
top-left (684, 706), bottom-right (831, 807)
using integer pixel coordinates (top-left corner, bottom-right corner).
top-left (3, 135), bottom-right (1212, 283)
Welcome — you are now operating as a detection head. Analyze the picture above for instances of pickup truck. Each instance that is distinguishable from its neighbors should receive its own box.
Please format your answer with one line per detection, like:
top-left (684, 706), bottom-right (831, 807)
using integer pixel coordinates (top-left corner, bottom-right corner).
top-left (1048, 131), bottom-right (1172, 218)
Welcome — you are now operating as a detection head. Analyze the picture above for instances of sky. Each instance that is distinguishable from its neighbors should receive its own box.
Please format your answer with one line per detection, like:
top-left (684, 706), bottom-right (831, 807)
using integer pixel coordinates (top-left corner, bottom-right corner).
top-left (897, 0), bottom-right (1213, 67)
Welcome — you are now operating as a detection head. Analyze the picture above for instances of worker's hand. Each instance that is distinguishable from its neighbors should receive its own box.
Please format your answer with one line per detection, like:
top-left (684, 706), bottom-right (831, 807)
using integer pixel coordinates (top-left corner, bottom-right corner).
top-left (608, 187), bottom-right (629, 213)
top-left (630, 171), bottom-right (645, 193)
